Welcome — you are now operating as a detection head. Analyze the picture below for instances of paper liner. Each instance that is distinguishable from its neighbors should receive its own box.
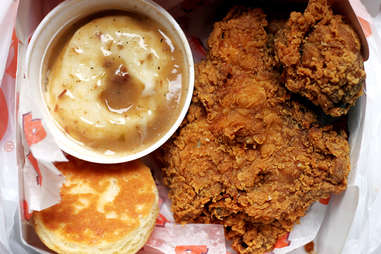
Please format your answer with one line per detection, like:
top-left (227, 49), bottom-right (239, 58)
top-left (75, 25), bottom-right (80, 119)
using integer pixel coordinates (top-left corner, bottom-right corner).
top-left (0, 0), bottom-right (376, 253)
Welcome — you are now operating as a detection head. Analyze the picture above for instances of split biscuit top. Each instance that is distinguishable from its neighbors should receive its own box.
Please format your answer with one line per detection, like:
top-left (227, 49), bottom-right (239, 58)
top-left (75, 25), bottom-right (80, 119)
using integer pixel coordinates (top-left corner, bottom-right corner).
top-left (33, 157), bottom-right (159, 254)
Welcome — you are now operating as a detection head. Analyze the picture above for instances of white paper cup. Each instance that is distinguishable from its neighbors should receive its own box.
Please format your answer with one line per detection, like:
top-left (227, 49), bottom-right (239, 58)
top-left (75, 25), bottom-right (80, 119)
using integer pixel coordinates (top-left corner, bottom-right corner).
top-left (25, 0), bottom-right (194, 164)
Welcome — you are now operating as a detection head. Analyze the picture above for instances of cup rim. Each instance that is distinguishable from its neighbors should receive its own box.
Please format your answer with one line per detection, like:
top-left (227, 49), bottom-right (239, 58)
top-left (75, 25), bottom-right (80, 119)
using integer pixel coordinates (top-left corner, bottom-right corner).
top-left (25, 0), bottom-right (194, 164)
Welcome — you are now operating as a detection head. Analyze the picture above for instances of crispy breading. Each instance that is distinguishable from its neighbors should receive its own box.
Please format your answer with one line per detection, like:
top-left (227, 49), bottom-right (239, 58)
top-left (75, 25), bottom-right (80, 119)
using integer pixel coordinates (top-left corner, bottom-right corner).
top-left (275, 0), bottom-right (365, 117)
top-left (207, 8), bottom-right (276, 72)
top-left (158, 4), bottom-right (351, 254)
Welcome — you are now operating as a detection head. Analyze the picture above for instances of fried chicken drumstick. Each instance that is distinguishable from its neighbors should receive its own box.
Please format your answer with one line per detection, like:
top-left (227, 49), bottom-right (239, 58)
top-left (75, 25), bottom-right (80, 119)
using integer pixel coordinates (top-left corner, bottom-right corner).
top-left (157, 1), bottom-right (353, 253)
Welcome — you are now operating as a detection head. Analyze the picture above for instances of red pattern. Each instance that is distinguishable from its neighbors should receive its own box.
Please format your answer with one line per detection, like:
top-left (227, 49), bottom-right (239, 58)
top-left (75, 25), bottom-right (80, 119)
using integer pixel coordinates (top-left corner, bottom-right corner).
top-left (22, 200), bottom-right (32, 220)
top-left (22, 113), bottom-right (47, 146)
top-left (358, 16), bottom-right (371, 37)
top-left (5, 31), bottom-right (18, 78)
top-left (155, 213), bottom-right (169, 227)
top-left (27, 152), bottom-right (42, 186)
top-left (0, 88), bottom-right (8, 141)
top-left (274, 233), bottom-right (290, 249)
top-left (175, 245), bottom-right (208, 254)
top-left (319, 196), bottom-right (331, 205)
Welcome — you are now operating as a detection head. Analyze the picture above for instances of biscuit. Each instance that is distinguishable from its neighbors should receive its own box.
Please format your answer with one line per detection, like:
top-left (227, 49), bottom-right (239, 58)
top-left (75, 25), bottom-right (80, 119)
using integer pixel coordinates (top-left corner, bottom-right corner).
top-left (33, 157), bottom-right (159, 254)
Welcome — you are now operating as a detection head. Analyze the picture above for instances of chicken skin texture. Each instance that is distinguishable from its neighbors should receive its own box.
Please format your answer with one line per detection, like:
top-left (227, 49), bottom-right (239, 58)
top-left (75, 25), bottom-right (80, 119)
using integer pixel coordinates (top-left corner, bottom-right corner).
top-left (275, 0), bottom-right (365, 117)
top-left (157, 6), bottom-right (351, 254)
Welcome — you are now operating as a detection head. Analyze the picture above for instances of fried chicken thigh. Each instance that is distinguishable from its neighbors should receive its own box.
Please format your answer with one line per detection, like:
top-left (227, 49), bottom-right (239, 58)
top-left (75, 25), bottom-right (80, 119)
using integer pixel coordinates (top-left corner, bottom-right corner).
top-left (158, 5), bottom-right (351, 254)
top-left (275, 0), bottom-right (365, 117)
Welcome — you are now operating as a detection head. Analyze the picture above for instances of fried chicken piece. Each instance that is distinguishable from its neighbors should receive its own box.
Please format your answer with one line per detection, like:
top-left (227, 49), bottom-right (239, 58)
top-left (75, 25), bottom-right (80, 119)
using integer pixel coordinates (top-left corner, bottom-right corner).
top-left (275, 0), bottom-right (365, 117)
top-left (195, 9), bottom-right (287, 145)
top-left (157, 6), bottom-right (350, 254)
top-left (195, 60), bottom-right (288, 145)
top-left (207, 8), bottom-right (275, 72)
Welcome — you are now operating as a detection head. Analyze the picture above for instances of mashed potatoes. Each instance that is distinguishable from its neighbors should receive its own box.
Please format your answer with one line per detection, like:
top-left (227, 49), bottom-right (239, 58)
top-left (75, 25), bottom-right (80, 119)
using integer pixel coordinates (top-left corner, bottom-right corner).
top-left (45, 14), bottom-right (186, 155)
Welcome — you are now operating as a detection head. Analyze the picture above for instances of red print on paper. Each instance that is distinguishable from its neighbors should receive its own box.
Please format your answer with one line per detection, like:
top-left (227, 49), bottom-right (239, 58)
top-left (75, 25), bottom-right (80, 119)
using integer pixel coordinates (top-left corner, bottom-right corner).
top-left (4, 140), bottom-right (15, 152)
top-left (358, 16), bottom-right (371, 37)
top-left (22, 200), bottom-right (32, 220)
top-left (274, 233), bottom-right (290, 249)
top-left (155, 213), bottom-right (169, 227)
top-left (5, 31), bottom-right (18, 78)
top-left (23, 113), bottom-right (47, 146)
top-left (319, 196), bottom-right (331, 205)
top-left (27, 152), bottom-right (42, 186)
top-left (175, 245), bottom-right (208, 254)
top-left (0, 88), bottom-right (8, 141)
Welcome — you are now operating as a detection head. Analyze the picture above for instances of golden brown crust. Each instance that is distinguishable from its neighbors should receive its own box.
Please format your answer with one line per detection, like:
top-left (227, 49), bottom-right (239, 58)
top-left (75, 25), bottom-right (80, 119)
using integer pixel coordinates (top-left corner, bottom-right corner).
top-left (157, 4), bottom-right (351, 254)
top-left (34, 157), bottom-right (158, 254)
top-left (207, 8), bottom-right (276, 72)
top-left (275, 0), bottom-right (365, 117)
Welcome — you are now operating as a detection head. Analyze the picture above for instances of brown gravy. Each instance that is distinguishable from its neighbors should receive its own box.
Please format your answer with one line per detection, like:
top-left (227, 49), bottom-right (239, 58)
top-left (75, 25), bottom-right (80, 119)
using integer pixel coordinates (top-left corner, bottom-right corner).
top-left (44, 11), bottom-right (188, 155)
